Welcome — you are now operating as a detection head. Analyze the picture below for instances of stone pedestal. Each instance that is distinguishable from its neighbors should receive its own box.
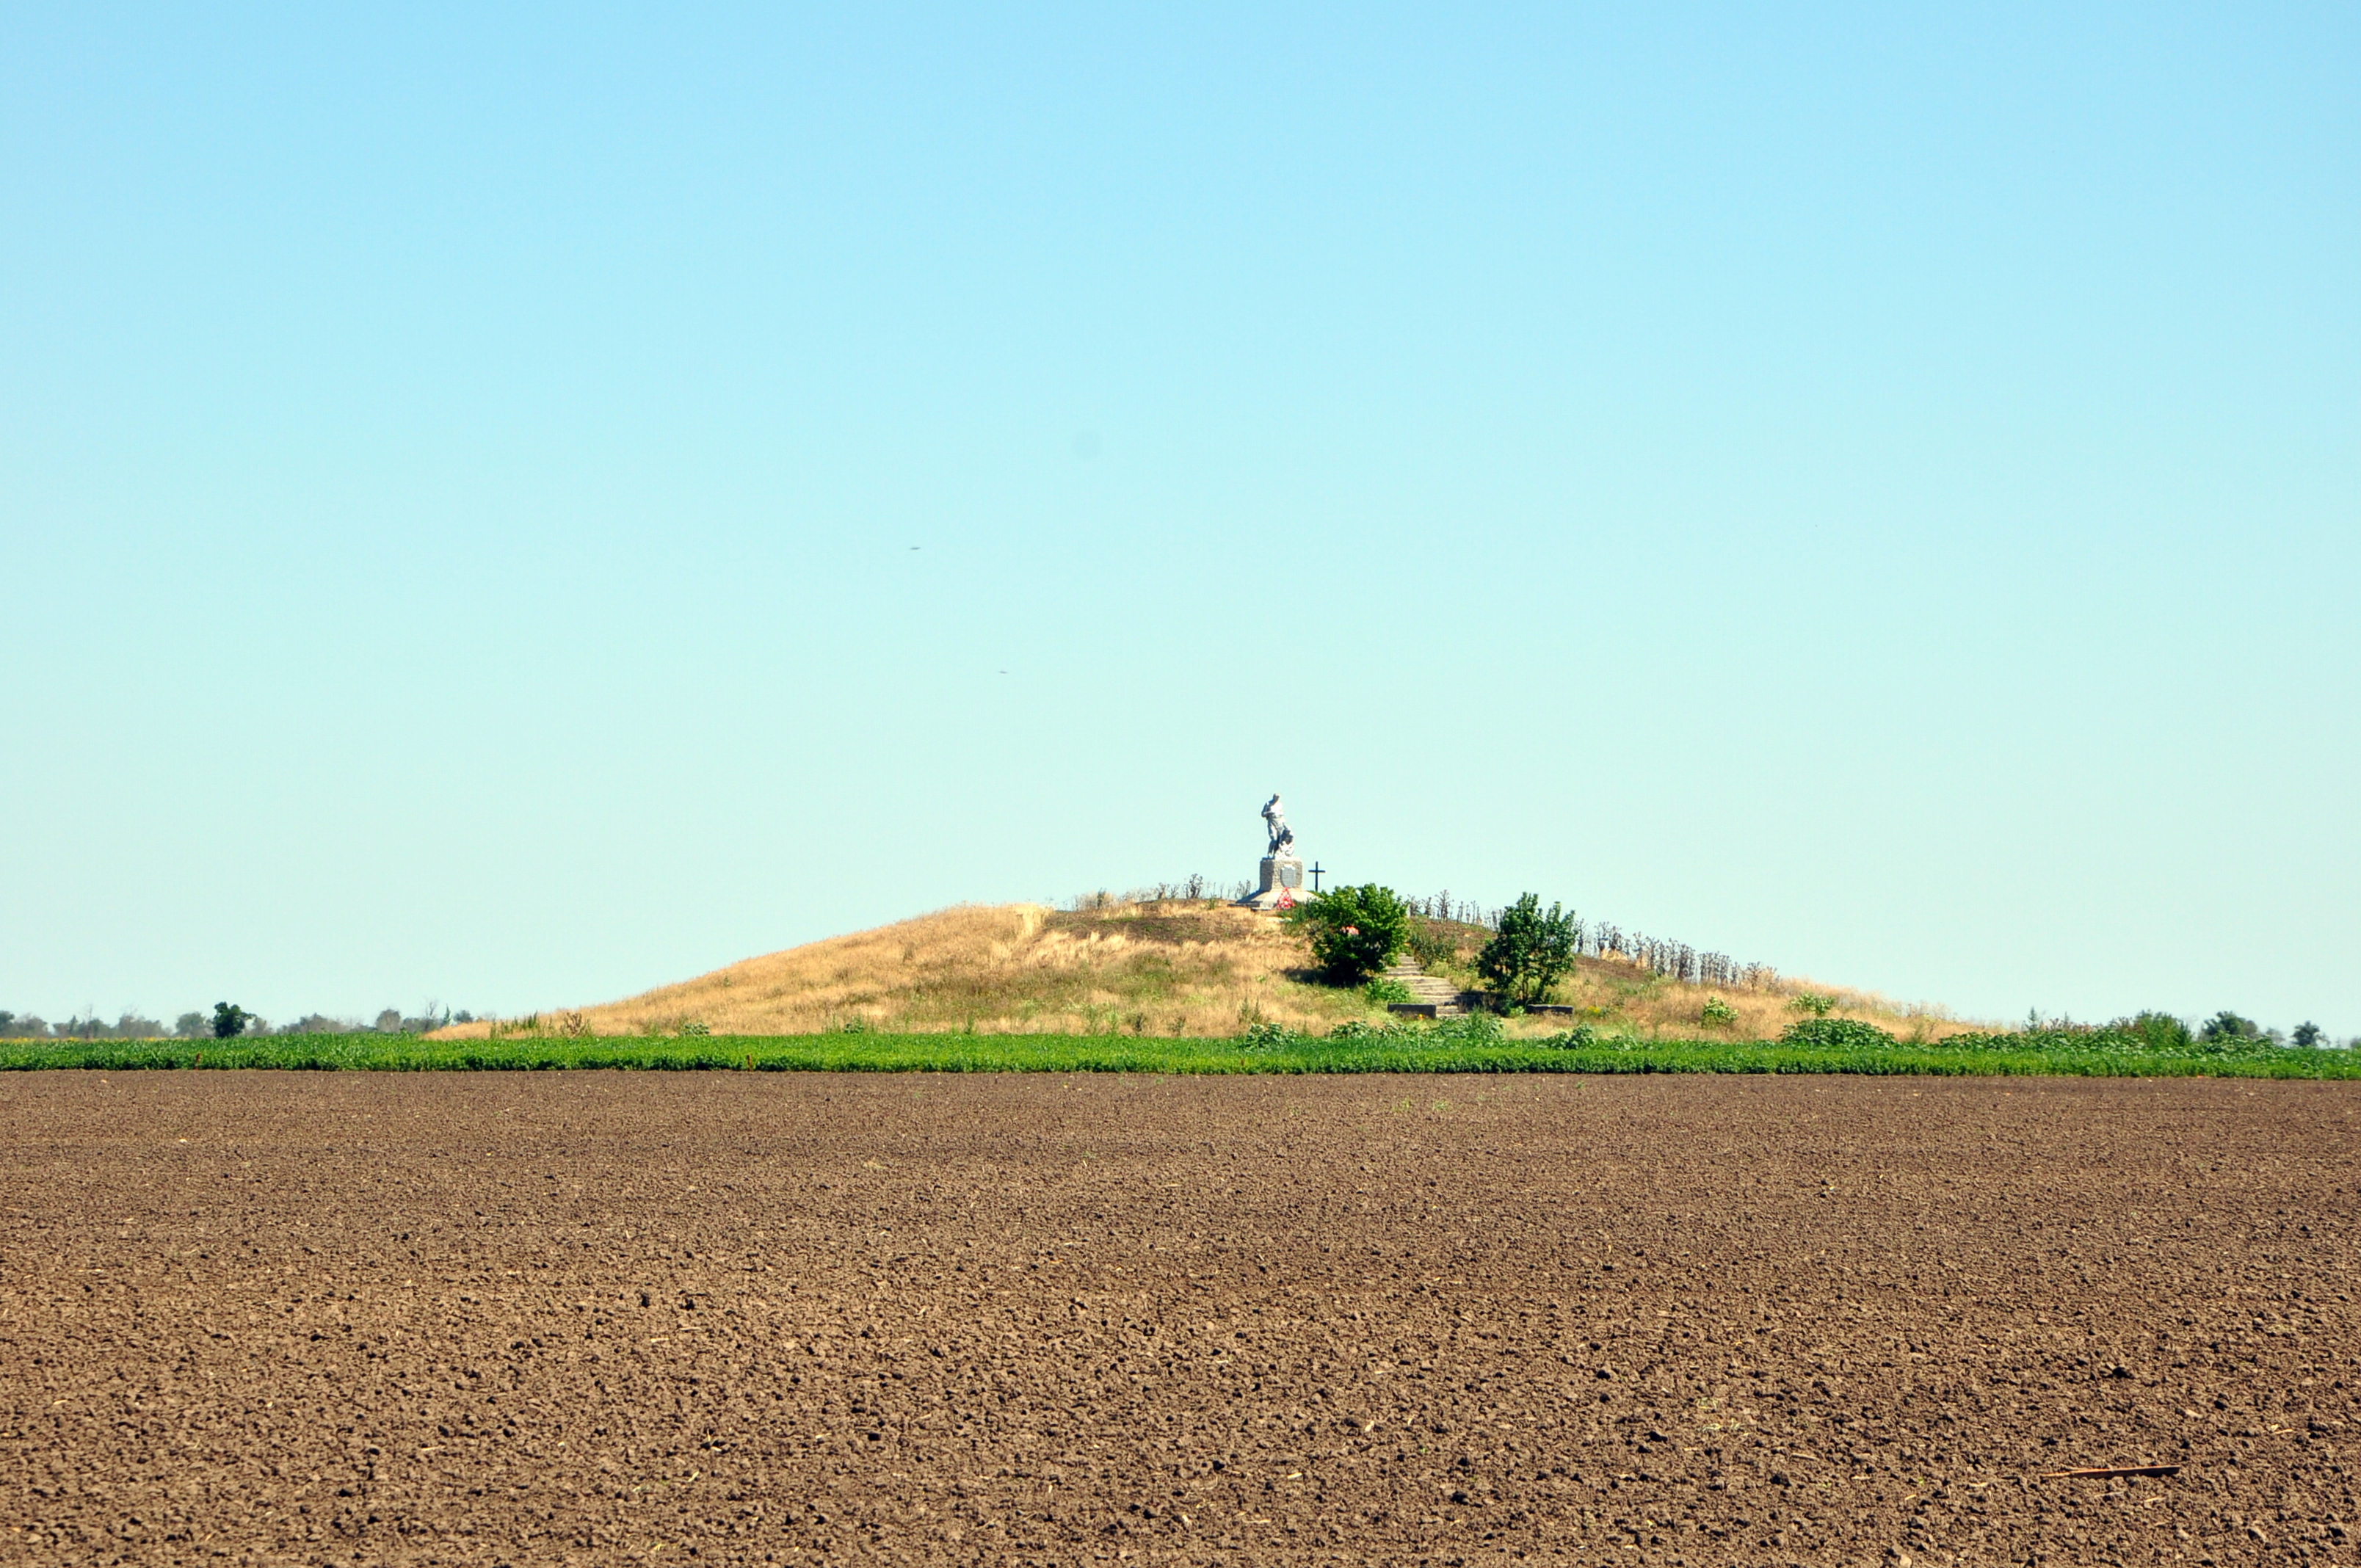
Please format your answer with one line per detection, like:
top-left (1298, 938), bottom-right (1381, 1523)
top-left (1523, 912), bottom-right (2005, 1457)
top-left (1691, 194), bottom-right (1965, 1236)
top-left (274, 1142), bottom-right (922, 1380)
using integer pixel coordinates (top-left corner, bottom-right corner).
top-left (1236, 856), bottom-right (1308, 912)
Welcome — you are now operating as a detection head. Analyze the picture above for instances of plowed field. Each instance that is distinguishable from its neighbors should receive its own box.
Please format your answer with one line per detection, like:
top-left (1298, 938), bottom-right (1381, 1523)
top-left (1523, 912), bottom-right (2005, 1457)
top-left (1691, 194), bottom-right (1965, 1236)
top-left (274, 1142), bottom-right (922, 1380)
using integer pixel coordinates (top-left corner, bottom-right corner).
top-left (3, 1072), bottom-right (2355, 1567)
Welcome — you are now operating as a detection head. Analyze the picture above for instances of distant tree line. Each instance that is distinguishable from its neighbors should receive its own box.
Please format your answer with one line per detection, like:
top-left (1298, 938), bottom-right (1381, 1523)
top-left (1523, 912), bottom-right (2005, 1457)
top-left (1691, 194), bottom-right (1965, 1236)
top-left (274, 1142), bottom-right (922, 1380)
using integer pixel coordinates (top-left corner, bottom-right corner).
top-left (0, 1003), bottom-right (476, 1039)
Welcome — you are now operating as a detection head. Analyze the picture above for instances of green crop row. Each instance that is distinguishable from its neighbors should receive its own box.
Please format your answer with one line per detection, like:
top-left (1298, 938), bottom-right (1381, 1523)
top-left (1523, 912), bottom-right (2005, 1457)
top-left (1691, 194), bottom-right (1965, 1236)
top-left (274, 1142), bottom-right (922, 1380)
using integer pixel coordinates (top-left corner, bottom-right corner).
top-left (3, 1030), bottom-right (2357, 1078)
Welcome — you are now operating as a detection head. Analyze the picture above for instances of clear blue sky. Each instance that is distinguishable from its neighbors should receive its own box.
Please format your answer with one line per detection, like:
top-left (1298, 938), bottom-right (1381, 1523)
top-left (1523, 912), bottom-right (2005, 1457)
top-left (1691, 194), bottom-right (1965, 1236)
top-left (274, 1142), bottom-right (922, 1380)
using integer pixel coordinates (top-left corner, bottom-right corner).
top-left (4, 4), bottom-right (2354, 1034)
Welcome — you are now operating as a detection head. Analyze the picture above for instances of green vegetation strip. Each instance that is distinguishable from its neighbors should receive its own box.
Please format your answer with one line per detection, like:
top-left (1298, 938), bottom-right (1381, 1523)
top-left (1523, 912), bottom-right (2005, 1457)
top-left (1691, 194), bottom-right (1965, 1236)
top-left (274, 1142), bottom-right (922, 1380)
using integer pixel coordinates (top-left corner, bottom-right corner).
top-left (4, 1033), bottom-right (2356, 1078)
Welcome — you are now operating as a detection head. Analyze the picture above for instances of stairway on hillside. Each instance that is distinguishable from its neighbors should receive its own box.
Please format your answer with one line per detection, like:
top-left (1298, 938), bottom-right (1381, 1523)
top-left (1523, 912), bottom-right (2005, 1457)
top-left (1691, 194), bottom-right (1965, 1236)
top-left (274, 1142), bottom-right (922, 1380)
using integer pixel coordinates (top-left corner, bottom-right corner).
top-left (1382, 956), bottom-right (1467, 1019)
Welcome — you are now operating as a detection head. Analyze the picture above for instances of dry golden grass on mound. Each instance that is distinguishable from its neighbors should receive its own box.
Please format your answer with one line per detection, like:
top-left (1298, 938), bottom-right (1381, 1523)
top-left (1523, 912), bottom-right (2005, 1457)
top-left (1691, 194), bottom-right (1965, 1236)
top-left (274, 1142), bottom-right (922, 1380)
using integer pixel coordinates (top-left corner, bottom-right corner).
top-left (428, 902), bottom-right (1377, 1040)
top-left (1384, 920), bottom-right (1984, 1044)
top-left (1533, 956), bottom-right (1981, 1043)
top-left (427, 901), bottom-right (1984, 1042)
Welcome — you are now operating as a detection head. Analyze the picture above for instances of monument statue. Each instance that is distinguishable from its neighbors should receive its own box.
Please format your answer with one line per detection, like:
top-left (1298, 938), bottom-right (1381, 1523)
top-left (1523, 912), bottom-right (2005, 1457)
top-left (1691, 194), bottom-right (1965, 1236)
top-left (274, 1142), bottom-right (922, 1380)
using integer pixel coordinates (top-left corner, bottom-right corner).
top-left (1236, 792), bottom-right (1306, 911)
top-left (1261, 794), bottom-right (1295, 857)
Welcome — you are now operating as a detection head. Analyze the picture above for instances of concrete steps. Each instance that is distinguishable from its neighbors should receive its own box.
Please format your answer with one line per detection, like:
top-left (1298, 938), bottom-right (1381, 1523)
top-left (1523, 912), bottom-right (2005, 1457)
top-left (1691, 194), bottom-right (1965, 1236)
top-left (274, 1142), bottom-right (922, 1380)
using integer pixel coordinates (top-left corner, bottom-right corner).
top-left (1378, 957), bottom-right (1578, 1020)
top-left (1382, 957), bottom-right (1468, 1019)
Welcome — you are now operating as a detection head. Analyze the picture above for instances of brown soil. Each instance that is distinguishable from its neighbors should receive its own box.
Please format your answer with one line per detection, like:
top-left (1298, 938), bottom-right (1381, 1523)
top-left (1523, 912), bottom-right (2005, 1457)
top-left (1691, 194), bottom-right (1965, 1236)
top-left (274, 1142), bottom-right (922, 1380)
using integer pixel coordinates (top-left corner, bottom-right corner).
top-left (3, 1072), bottom-right (2355, 1567)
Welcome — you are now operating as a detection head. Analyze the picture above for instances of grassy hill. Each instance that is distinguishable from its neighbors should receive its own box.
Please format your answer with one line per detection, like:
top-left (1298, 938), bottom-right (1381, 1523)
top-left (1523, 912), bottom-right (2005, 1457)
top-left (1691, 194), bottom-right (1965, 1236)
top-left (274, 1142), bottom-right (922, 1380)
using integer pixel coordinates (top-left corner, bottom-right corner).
top-left (427, 900), bottom-right (1981, 1043)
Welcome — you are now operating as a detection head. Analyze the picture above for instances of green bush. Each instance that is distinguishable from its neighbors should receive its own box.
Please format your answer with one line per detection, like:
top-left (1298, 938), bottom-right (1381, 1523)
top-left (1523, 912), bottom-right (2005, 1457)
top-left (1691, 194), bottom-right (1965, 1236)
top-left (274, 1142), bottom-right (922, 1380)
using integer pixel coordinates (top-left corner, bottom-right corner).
top-left (1476, 894), bottom-right (1581, 1003)
top-left (2119, 1011), bottom-right (2193, 1050)
top-left (1327, 1018), bottom-right (1432, 1044)
top-left (1788, 992), bottom-right (1838, 1018)
top-left (1700, 996), bottom-right (1738, 1028)
top-left (1328, 1012), bottom-right (1506, 1047)
top-left (1285, 884), bottom-right (1410, 984)
top-left (2201, 1010), bottom-right (2261, 1042)
top-left (1430, 1010), bottom-right (1504, 1046)
top-left (1781, 1017), bottom-right (1897, 1049)
top-left (1241, 1020), bottom-right (1298, 1048)
top-left (1362, 976), bottom-right (1413, 1006)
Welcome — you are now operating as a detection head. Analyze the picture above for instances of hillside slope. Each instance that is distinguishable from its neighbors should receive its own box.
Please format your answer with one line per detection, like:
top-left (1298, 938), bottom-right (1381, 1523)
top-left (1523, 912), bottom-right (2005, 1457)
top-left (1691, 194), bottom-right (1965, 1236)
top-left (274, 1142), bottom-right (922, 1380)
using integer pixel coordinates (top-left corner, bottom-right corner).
top-left (429, 900), bottom-right (1978, 1042)
top-left (431, 902), bottom-right (1376, 1039)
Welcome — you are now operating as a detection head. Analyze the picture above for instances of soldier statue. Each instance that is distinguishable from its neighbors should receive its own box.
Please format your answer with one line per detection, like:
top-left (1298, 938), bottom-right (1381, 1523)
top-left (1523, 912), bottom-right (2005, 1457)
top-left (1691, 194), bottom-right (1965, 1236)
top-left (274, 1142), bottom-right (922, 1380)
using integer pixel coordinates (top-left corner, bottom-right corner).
top-left (1262, 794), bottom-right (1295, 857)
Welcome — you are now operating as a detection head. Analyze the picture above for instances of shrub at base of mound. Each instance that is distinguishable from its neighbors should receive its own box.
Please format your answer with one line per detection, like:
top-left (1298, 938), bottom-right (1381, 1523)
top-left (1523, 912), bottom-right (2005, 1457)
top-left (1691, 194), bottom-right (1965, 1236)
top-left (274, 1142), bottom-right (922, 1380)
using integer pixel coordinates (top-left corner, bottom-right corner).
top-left (1475, 894), bottom-right (1581, 1004)
top-left (1285, 884), bottom-right (1410, 984)
top-left (1782, 1017), bottom-right (1899, 1049)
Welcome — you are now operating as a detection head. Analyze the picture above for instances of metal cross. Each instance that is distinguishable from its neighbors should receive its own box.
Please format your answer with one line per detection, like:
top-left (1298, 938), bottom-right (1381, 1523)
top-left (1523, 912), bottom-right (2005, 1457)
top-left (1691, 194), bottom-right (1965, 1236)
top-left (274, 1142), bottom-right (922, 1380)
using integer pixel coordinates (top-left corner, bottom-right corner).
top-left (1308, 862), bottom-right (1325, 893)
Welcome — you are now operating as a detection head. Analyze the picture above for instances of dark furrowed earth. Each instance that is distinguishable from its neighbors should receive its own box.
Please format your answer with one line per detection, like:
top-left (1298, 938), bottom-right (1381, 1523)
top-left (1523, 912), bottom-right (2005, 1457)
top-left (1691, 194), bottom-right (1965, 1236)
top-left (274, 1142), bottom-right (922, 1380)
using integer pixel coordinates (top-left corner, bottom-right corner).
top-left (2, 1072), bottom-right (2356, 1568)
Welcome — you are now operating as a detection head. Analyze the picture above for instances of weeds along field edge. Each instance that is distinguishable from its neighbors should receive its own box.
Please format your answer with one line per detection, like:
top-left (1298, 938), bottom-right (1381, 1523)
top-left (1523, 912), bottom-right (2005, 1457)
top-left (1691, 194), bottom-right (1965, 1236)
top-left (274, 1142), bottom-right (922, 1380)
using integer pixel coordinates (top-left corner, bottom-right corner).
top-left (4, 1034), bottom-right (2358, 1079)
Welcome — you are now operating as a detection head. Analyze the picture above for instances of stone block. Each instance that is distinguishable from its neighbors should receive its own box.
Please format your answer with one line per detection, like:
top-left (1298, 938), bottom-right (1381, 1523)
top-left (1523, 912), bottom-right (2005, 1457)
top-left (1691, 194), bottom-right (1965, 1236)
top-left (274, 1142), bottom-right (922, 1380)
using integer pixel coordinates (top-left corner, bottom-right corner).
top-left (1235, 856), bottom-right (1308, 912)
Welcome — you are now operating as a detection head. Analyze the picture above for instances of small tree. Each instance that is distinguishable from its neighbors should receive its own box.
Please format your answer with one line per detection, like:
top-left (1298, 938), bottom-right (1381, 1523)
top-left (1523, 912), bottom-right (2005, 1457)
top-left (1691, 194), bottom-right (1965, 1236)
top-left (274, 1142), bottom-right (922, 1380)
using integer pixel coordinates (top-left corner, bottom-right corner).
top-left (210, 1001), bottom-right (251, 1039)
top-left (2199, 1009), bottom-right (2260, 1042)
top-left (1285, 884), bottom-right (1410, 984)
top-left (2122, 1011), bottom-right (2193, 1050)
top-left (1476, 894), bottom-right (1581, 1004)
top-left (2292, 1021), bottom-right (2324, 1048)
